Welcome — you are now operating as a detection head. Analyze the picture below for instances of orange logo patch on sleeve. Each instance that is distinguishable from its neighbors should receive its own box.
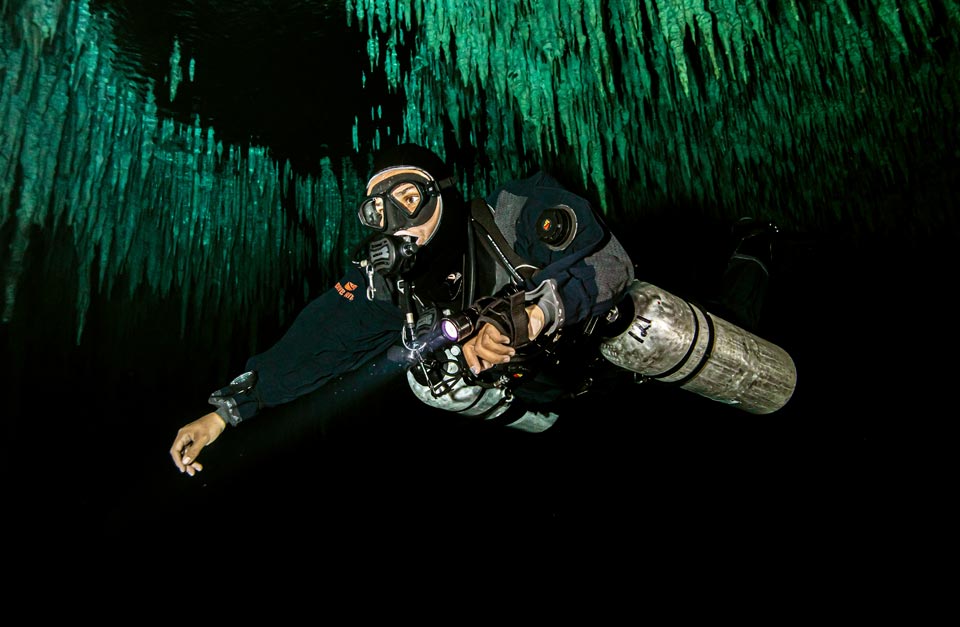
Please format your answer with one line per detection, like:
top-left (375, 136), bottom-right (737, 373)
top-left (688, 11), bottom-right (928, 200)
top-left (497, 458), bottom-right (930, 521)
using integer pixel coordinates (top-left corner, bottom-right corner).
top-left (334, 282), bottom-right (355, 301)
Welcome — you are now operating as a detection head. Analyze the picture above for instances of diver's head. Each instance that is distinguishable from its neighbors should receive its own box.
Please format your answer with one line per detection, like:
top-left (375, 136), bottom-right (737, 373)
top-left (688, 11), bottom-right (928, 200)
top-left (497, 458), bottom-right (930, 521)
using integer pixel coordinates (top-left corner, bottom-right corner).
top-left (358, 144), bottom-right (457, 246)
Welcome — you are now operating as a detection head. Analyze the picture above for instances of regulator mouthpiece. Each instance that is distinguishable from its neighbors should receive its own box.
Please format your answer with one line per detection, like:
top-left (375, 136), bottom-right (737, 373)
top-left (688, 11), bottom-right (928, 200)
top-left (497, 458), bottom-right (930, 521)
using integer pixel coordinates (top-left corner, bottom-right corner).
top-left (368, 234), bottom-right (419, 277)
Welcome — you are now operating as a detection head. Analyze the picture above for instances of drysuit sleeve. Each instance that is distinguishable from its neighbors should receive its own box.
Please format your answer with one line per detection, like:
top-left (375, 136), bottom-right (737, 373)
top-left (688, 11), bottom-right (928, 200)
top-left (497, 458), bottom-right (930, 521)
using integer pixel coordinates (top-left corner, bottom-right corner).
top-left (208, 263), bottom-right (403, 426)
top-left (484, 172), bottom-right (635, 328)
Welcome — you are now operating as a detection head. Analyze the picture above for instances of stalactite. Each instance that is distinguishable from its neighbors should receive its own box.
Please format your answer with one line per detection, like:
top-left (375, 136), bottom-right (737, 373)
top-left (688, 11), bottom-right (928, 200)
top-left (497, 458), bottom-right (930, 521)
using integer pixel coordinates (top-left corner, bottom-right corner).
top-left (2, 0), bottom-right (958, 349)
top-left (351, 0), bottom-right (960, 240)
top-left (168, 35), bottom-right (181, 102)
top-left (1, 0), bottom-right (361, 343)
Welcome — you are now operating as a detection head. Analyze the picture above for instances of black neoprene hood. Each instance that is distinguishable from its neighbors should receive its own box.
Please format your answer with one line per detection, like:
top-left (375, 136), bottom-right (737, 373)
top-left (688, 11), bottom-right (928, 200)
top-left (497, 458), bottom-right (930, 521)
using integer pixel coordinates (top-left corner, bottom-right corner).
top-left (370, 143), bottom-right (454, 183)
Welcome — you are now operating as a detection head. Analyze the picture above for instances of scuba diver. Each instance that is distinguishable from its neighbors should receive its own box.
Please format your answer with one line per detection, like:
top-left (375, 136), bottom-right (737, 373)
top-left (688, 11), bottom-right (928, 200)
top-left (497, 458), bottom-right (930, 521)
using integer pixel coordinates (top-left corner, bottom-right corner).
top-left (170, 143), bottom-right (795, 477)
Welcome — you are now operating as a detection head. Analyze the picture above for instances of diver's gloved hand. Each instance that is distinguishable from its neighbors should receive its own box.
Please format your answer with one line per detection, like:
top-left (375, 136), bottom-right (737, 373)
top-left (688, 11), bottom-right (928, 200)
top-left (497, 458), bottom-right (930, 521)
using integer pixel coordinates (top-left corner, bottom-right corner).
top-left (462, 304), bottom-right (545, 375)
top-left (169, 411), bottom-right (227, 476)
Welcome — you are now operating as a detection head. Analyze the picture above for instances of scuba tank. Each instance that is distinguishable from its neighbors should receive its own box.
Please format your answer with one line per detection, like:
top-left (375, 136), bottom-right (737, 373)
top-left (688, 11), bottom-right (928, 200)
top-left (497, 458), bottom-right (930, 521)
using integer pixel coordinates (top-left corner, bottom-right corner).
top-left (598, 280), bottom-right (796, 414)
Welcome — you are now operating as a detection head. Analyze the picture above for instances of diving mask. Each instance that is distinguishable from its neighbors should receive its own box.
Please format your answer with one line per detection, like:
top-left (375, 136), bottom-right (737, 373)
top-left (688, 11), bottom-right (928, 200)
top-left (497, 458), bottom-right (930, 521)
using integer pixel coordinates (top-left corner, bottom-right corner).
top-left (358, 166), bottom-right (453, 234)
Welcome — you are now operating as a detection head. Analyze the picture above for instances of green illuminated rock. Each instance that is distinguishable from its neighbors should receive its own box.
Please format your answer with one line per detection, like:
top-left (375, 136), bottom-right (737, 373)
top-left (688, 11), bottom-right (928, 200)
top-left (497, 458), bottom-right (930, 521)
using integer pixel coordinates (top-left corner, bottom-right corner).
top-left (1, 0), bottom-right (957, 346)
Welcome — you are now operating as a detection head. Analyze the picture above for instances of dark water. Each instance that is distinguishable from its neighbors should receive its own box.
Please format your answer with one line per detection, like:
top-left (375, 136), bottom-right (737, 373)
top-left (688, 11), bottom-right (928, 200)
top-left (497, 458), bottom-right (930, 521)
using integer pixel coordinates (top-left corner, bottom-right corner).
top-left (90, 0), bottom-right (394, 173)
top-left (5, 208), bottom-right (942, 568)
top-left (3, 1), bottom-right (953, 572)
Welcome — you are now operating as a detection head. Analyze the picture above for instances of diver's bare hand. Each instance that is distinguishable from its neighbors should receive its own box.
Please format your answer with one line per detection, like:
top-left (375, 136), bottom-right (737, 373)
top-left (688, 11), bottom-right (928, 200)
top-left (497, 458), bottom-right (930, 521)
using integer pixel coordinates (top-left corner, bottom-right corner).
top-left (462, 305), bottom-right (545, 375)
top-left (462, 322), bottom-right (514, 374)
top-left (169, 412), bottom-right (226, 476)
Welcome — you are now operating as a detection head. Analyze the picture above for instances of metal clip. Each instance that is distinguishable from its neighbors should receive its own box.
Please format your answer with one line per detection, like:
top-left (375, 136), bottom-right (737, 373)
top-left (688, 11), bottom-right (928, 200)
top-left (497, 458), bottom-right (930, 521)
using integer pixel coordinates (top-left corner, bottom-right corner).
top-left (363, 260), bottom-right (376, 301)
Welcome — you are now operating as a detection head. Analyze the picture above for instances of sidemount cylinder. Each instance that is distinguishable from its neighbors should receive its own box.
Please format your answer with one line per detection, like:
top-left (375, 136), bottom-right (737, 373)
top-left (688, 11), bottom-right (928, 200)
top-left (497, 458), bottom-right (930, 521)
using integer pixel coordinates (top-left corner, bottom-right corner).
top-left (599, 281), bottom-right (797, 414)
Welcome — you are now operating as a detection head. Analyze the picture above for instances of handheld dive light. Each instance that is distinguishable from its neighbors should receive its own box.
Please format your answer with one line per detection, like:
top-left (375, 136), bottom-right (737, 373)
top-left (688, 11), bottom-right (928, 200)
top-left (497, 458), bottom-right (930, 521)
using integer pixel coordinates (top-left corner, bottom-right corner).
top-left (439, 289), bottom-right (531, 348)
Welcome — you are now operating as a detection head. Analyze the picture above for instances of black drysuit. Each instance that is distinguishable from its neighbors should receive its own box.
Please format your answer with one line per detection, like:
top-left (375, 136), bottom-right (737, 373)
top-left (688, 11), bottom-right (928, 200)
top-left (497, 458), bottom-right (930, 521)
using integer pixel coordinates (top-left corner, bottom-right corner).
top-left (209, 172), bottom-right (635, 429)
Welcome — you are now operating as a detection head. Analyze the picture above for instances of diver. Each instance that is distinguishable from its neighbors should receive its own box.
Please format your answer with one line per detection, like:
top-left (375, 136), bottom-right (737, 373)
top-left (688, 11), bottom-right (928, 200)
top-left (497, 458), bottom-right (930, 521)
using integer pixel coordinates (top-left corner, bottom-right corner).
top-left (170, 143), bottom-right (794, 477)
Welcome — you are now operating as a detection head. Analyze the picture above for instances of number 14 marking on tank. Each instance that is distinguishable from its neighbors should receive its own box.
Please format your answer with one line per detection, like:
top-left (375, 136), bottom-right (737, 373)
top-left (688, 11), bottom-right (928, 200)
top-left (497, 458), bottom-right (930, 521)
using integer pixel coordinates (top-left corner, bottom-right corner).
top-left (629, 315), bottom-right (652, 343)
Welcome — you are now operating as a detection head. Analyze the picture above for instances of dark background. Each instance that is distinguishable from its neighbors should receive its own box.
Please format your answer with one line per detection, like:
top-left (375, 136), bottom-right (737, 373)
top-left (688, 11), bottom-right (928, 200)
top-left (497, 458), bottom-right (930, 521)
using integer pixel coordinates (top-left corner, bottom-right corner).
top-left (3, 0), bottom-right (954, 570)
top-left (7, 202), bottom-right (934, 564)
